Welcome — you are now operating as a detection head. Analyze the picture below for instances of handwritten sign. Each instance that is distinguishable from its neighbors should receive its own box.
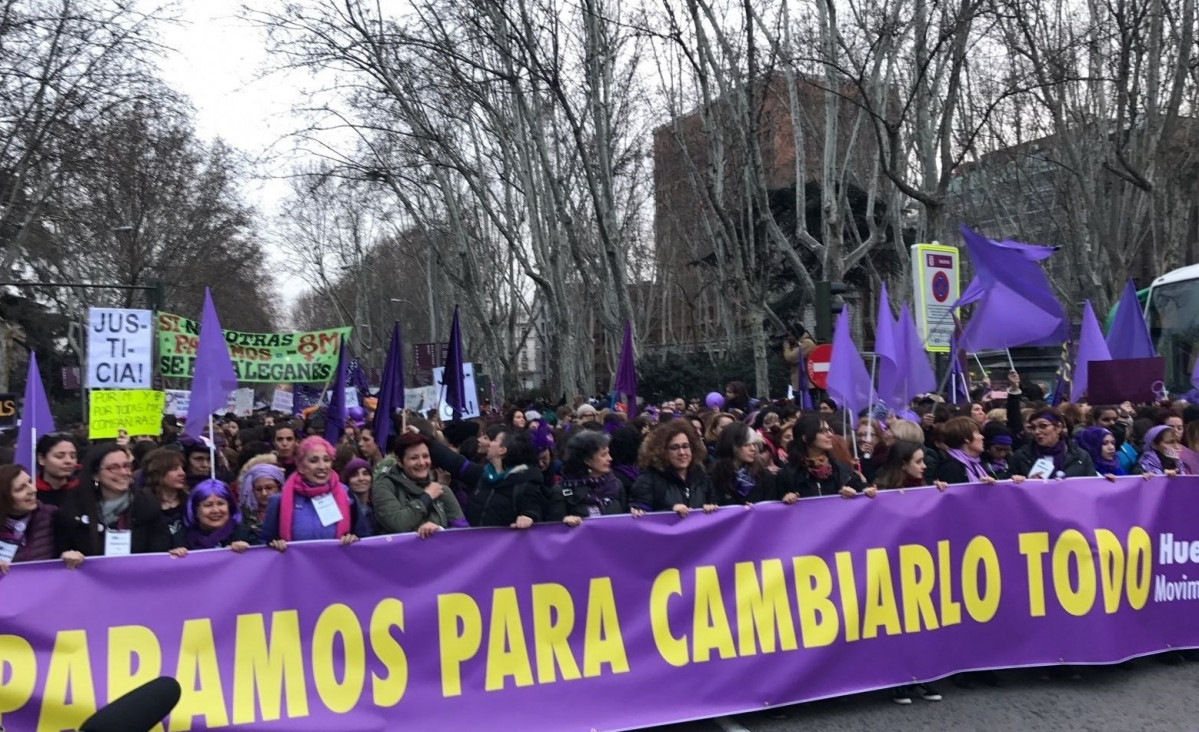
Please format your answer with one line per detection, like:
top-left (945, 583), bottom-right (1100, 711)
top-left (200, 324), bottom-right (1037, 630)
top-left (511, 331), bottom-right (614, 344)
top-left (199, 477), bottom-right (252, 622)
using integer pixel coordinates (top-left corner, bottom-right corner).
top-left (164, 389), bottom-right (191, 417)
top-left (271, 389), bottom-right (294, 413)
top-left (86, 309), bottom-right (153, 389)
top-left (88, 390), bottom-right (164, 438)
top-left (432, 362), bottom-right (481, 419)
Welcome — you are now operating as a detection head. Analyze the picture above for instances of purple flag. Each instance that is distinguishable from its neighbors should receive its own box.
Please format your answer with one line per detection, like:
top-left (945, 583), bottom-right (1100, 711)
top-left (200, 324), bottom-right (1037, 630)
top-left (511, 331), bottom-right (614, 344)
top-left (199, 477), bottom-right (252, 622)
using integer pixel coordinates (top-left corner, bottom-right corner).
top-left (896, 304), bottom-right (937, 406)
top-left (373, 321), bottom-right (405, 442)
top-left (957, 238), bottom-right (1058, 307)
top-left (14, 352), bottom-right (55, 473)
top-left (442, 305), bottom-right (466, 421)
top-left (346, 343), bottom-right (372, 400)
top-left (826, 307), bottom-right (872, 417)
top-left (1071, 300), bottom-right (1111, 402)
top-left (956, 227), bottom-right (1068, 352)
top-left (183, 289), bottom-right (237, 440)
top-left (1105, 279), bottom-right (1156, 360)
top-left (323, 336), bottom-right (348, 444)
top-left (873, 282), bottom-right (902, 410)
top-left (613, 320), bottom-right (637, 415)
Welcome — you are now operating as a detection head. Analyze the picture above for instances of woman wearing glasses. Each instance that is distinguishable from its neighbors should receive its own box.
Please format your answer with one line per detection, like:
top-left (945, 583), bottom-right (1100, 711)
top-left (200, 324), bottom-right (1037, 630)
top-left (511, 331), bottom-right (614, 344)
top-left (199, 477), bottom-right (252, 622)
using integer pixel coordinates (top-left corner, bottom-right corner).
top-left (630, 421), bottom-right (718, 518)
top-left (779, 415), bottom-right (867, 501)
top-left (54, 444), bottom-right (172, 557)
top-left (1009, 409), bottom-right (1095, 479)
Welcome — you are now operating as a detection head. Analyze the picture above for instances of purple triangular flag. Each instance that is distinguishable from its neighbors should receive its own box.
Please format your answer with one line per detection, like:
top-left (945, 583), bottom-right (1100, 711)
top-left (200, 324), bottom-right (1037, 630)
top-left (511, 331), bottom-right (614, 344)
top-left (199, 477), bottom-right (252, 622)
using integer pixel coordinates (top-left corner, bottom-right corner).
top-left (373, 322), bottom-right (405, 442)
top-left (1105, 279), bottom-right (1155, 360)
top-left (323, 336), bottom-right (348, 444)
top-left (873, 283), bottom-right (902, 410)
top-left (1071, 300), bottom-right (1111, 402)
top-left (895, 304), bottom-right (937, 407)
top-left (442, 306), bottom-right (466, 421)
top-left (184, 289), bottom-right (237, 439)
top-left (613, 320), bottom-right (637, 415)
top-left (14, 352), bottom-right (55, 473)
top-left (957, 227), bottom-right (1068, 351)
top-left (826, 307), bottom-right (873, 417)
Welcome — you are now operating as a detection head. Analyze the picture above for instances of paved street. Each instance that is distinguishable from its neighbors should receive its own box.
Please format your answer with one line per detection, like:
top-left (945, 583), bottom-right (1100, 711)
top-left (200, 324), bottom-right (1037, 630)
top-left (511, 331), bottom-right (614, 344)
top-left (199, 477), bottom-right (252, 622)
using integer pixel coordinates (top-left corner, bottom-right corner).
top-left (652, 660), bottom-right (1199, 732)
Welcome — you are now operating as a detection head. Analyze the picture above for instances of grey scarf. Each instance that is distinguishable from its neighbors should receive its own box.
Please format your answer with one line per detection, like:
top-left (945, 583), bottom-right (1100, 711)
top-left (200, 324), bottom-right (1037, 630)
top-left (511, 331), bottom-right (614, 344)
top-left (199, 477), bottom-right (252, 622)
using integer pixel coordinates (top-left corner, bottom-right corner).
top-left (100, 492), bottom-right (133, 529)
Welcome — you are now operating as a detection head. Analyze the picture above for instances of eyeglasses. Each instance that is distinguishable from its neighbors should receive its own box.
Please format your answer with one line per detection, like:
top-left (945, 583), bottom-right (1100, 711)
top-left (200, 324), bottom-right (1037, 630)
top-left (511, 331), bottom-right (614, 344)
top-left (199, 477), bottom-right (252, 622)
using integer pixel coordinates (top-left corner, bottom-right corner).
top-left (667, 443), bottom-right (692, 452)
top-left (102, 462), bottom-right (134, 473)
top-left (818, 427), bottom-right (835, 434)
top-left (1031, 422), bottom-right (1057, 431)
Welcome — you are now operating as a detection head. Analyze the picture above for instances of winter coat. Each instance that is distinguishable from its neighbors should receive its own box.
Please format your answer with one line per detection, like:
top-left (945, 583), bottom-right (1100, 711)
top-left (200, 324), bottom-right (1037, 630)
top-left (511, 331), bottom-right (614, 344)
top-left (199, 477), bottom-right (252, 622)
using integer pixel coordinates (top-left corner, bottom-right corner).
top-left (428, 439), bottom-right (545, 527)
top-left (372, 466), bottom-right (468, 534)
top-left (546, 473), bottom-right (628, 520)
top-left (0, 501), bottom-right (58, 563)
top-left (1008, 443), bottom-right (1096, 479)
top-left (778, 458), bottom-right (865, 498)
top-left (54, 489), bottom-right (170, 557)
top-left (629, 467), bottom-right (715, 512)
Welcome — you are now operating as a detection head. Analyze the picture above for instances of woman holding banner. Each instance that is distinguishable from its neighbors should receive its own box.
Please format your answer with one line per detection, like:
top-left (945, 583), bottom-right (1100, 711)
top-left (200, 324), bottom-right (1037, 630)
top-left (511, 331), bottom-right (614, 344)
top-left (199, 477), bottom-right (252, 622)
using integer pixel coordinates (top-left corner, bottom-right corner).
top-left (931, 417), bottom-right (998, 485)
top-left (1137, 424), bottom-right (1190, 476)
top-left (372, 433), bottom-right (467, 536)
top-left (54, 444), bottom-right (172, 557)
top-left (778, 415), bottom-right (866, 502)
top-left (630, 421), bottom-right (718, 517)
top-left (261, 436), bottom-right (361, 550)
top-left (547, 430), bottom-right (627, 523)
top-left (141, 449), bottom-right (189, 547)
top-left (0, 465), bottom-right (75, 572)
top-left (1009, 409), bottom-right (1095, 479)
top-left (708, 422), bottom-right (775, 505)
top-left (34, 433), bottom-right (79, 507)
top-left (182, 479), bottom-right (259, 552)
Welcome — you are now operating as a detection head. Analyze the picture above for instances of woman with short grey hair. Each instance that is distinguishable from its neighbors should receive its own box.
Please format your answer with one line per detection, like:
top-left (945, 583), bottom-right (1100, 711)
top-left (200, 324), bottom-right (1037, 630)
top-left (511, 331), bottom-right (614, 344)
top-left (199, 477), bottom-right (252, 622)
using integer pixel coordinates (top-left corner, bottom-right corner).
top-left (545, 430), bottom-right (626, 525)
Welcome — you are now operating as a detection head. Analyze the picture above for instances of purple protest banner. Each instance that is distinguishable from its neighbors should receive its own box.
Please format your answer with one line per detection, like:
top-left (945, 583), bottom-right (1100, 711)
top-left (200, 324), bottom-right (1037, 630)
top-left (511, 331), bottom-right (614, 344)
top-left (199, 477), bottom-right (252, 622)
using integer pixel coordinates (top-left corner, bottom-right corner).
top-left (2, 477), bottom-right (1198, 732)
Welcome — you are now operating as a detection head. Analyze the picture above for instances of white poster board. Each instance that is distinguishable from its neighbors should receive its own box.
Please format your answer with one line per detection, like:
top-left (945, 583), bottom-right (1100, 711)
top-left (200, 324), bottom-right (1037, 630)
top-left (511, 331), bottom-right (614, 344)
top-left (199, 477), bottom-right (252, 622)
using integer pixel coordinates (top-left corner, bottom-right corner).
top-left (911, 244), bottom-right (960, 353)
top-left (86, 308), bottom-right (154, 389)
top-left (271, 389), bottom-right (294, 413)
top-left (432, 363), bottom-right (481, 420)
top-left (164, 389), bottom-right (191, 417)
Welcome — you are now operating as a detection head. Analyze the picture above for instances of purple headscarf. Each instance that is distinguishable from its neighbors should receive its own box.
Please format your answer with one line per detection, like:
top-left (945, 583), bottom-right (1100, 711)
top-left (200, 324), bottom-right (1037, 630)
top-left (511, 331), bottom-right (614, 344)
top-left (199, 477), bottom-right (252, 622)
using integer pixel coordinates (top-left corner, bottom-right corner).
top-left (1075, 426), bottom-right (1120, 475)
top-left (239, 463), bottom-right (285, 515)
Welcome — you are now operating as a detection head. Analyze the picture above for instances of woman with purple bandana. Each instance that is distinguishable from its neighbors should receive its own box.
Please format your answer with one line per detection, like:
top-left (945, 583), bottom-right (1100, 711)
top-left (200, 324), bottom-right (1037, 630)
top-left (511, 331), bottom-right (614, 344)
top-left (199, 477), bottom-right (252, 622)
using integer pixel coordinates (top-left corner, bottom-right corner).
top-left (1009, 408), bottom-right (1095, 479)
top-left (1137, 424), bottom-right (1190, 477)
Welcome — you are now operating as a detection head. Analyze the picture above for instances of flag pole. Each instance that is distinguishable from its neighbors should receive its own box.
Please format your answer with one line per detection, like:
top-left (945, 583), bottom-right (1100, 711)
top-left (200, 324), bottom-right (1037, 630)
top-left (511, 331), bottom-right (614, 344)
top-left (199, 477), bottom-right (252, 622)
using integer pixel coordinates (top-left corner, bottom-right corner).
top-left (973, 353), bottom-right (988, 381)
top-left (30, 427), bottom-right (36, 478)
top-left (1005, 348), bottom-right (1016, 373)
top-left (865, 354), bottom-right (877, 453)
top-left (208, 414), bottom-right (216, 481)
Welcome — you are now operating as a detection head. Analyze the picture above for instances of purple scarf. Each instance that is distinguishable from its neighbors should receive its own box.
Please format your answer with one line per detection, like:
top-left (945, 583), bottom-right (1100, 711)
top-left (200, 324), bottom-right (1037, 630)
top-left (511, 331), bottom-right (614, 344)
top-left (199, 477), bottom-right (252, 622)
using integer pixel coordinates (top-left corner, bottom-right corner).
top-left (1034, 438), bottom-right (1068, 470)
top-left (945, 448), bottom-right (990, 483)
top-left (562, 473), bottom-right (623, 506)
top-left (613, 464), bottom-right (640, 484)
top-left (1076, 427), bottom-right (1121, 475)
top-left (185, 521), bottom-right (236, 550)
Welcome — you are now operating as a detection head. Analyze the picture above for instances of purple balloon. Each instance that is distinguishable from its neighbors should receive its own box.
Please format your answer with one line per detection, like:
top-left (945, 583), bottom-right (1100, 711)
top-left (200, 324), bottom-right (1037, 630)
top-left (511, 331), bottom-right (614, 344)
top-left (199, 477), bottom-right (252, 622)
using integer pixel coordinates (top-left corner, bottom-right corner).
top-left (348, 405), bottom-right (367, 421)
top-left (705, 392), bottom-right (724, 410)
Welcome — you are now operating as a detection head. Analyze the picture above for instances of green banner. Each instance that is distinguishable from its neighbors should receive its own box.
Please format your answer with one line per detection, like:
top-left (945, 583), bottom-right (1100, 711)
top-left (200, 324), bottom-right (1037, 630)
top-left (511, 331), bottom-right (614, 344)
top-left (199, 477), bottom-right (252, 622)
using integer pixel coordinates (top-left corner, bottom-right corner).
top-left (156, 312), bottom-right (351, 383)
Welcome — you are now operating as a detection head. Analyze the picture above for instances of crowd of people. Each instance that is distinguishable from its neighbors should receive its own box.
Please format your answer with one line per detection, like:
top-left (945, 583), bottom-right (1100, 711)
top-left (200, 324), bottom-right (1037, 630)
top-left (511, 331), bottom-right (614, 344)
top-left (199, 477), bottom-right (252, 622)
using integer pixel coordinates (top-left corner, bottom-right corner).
top-left (1, 370), bottom-right (1196, 705)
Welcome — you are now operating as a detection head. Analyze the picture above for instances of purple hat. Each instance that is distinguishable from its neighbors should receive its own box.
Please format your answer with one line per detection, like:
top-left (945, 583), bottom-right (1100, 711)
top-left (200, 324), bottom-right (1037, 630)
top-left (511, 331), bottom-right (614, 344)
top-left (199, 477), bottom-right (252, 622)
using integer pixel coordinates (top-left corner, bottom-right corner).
top-left (340, 457), bottom-right (371, 483)
top-left (1145, 424), bottom-right (1172, 447)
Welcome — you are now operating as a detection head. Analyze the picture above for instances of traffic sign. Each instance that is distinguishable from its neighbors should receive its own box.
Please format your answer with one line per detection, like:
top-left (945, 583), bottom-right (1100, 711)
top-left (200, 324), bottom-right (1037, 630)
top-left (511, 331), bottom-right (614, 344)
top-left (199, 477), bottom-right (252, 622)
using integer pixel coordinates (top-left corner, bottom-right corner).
top-left (807, 344), bottom-right (833, 389)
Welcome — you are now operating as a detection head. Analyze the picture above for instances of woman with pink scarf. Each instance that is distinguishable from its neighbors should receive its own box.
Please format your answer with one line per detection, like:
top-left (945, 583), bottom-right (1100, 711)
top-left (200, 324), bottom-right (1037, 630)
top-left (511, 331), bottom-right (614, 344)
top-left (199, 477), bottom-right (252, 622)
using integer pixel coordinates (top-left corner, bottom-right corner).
top-left (260, 436), bottom-right (362, 551)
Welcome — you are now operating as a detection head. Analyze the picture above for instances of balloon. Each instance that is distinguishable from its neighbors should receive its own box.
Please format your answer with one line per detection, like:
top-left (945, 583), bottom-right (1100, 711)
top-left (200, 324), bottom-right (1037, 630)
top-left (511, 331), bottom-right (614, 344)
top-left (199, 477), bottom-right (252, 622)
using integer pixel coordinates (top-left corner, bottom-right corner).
top-left (705, 392), bottom-right (724, 410)
top-left (348, 406), bottom-right (367, 421)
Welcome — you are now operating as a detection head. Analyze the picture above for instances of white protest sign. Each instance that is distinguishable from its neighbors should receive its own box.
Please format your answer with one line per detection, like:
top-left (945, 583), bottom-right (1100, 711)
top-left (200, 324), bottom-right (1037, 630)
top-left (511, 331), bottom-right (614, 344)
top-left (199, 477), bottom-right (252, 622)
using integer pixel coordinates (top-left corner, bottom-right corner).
top-left (223, 388), bottom-right (255, 417)
top-left (271, 389), bottom-right (294, 413)
top-left (86, 308), bottom-right (153, 389)
top-left (164, 389), bottom-right (191, 417)
top-left (403, 387), bottom-right (439, 413)
top-left (345, 386), bottom-right (360, 410)
top-left (432, 362), bottom-right (481, 420)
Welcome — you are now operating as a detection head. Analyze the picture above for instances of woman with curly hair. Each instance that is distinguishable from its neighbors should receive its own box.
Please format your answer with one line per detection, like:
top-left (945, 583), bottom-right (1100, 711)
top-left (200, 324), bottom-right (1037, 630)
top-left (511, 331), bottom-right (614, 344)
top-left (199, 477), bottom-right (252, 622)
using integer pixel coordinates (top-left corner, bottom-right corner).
top-left (629, 421), bottom-right (718, 518)
top-left (547, 430), bottom-right (627, 525)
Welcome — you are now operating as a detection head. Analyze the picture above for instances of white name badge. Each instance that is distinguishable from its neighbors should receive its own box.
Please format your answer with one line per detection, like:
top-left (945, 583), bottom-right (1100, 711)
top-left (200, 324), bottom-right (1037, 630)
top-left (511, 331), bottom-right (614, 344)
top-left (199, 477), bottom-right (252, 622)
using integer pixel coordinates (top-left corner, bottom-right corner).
top-left (1029, 457), bottom-right (1056, 479)
top-left (104, 530), bottom-right (132, 556)
top-left (311, 494), bottom-right (342, 527)
top-left (0, 541), bottom-right (18, 563)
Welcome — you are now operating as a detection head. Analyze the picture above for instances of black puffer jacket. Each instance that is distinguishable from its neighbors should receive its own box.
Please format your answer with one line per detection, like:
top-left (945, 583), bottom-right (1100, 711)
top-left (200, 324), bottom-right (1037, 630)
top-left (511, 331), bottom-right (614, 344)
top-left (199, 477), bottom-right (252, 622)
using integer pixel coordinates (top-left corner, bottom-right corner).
top-left (1009, 443), bottom-right (1095, 479)
top-left (778, 459), bottom-right (865, 498)
top-left (429, 439), bottom-right (545, 527)
top-left (54, 489), bottom-right (170, 557)
top-left (630, 467), bottom-right (715, 512)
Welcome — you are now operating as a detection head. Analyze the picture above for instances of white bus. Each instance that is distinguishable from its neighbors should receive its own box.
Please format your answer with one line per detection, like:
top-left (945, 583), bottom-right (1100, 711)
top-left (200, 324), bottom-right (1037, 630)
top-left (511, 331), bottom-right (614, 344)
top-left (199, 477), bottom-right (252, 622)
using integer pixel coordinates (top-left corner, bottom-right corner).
top-left (1145, 263), bottom-right (1199, 394)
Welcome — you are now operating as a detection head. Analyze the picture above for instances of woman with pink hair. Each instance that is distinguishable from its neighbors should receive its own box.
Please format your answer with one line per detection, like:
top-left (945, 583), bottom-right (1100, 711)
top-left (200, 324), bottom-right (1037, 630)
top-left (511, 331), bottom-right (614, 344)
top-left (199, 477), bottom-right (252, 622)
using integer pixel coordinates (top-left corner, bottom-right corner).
top-left (260, 436), bottom-right (364, 551)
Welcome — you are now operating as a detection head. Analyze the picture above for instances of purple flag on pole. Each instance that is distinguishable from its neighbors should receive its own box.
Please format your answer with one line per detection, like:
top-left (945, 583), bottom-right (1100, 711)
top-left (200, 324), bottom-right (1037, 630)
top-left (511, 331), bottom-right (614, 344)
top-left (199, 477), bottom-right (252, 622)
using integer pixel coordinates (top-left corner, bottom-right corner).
top-left (183, 289), bottom-right (237, 440)
top-left (1105, 279), bottom-right (1156, 360)
top-left (957, 238), bottom-right (1058, 307)
top-left (896, 304), bottom-right (937, 407)
top-left (442, 305), bottom-right (466, 421)
top-left (613, 320), bottom-right (637, 415)
top-left (14, 352), bottom-right (55, 473)
top-left (826, 307), bottom-right (872, 417)
top-left (323, 336), bottom-right (348, 444)
top-left (873, 283), bottom-right (902, 410)
top-left (1071, 300), bottom-right (1112, 403)
top-left (956, 227), bottom-right (1068, 352)
top-left (373, 322), bottom-right (405, 441)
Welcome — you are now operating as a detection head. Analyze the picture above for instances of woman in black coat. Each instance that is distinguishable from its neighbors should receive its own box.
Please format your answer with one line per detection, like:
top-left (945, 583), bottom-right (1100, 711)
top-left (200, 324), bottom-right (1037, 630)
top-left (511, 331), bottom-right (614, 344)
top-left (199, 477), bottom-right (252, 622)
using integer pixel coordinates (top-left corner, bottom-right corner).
top-left (708, 422), bottom-right (776, 505)
top-left (427, 428), bottom-right (545, 529)
top-left (548, 430), bottom-right (628, 524)
top-left (1009, 409), bottom-right (1095, 479)
top-left (54, 444), bottom-right (174, 557)
top-left (778, 414), bottom-right (867, 501)
top-left (630, 421), bottom-right (718, 518)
